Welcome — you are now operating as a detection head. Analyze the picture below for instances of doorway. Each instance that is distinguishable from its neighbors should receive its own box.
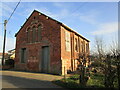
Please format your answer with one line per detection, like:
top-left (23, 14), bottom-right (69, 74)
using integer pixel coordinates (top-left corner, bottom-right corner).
top-left (41, 46), bottom-right (50, 73)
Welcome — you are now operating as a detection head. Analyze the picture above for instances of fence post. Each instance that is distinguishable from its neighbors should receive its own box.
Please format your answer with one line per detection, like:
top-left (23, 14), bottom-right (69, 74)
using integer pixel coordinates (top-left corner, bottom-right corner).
top-left (64, 66), bottom-right (66, 82)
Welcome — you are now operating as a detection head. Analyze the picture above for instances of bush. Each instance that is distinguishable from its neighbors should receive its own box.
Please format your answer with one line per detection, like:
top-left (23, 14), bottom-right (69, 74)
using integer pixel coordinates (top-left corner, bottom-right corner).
top-left (5, 59), bottom-right (14, 67)
top-left (70, 74), bottom-right (79, 80)
top-left (91, 61), bottom-right (102, 67)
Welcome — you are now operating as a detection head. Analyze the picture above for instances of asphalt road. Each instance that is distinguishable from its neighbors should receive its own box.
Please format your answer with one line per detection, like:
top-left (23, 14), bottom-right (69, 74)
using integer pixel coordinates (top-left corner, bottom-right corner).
top-left (1, 75), bottom-right (62, 88)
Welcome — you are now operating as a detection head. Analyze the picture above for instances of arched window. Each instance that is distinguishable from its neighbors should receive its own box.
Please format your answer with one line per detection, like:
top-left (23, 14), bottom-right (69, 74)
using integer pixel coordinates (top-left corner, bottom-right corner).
top-left (32, 26), bottom-right (36, 43)
top-left (27, 28), bottom-right (30, 43)
top-left (38, 25), bottom-right (41, 41)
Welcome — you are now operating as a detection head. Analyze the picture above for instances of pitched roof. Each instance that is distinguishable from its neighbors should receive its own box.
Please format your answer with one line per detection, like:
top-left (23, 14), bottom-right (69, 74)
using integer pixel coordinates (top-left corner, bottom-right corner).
top-left (15, 10), bottom-right (90, 42)
top-left (8, 49), bottom-right (15, 52)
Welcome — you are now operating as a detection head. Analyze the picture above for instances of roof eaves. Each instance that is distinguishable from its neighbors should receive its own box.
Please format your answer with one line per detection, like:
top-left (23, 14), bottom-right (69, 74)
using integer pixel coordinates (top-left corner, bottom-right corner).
top-left (61, 23), bottom-right (90, 42)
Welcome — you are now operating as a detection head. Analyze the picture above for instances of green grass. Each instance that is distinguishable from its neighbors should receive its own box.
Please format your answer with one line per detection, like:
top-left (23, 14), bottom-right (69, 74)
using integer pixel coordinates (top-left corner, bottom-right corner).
top-left (87, 73), bottom-right (104, 87)
top-left (52, 73), bottom-right (118, 89)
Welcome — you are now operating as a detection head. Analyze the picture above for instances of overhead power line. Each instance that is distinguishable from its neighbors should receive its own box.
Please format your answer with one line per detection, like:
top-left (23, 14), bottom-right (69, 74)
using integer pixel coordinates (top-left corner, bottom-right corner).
top-left (61, 2), bottom-right (88, 20)
top-left (7, 0), bottom-right (21, 37)
top-left (1, 0), bottom-right (21, 65)
top-left (7, 0), bottom-right (21, 22)
top-left (71, 2), bottom-right (88, 14)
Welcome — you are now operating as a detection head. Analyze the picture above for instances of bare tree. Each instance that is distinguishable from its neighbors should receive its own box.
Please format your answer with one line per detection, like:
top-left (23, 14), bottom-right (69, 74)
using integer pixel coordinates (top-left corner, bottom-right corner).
top-left (104, 54), bottom-right (116, 88)
top-left (77, 52), bottom-right (91, 86)
top-left (94, 36), bottom-right (106, 59)
top-left (92, 37), bottom-right (119, 88)
top-left (109, 41), bottom-right (120, 89)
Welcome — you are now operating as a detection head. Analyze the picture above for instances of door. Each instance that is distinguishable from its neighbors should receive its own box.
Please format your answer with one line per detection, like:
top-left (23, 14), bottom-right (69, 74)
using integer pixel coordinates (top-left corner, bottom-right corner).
top-left (41, 46), bottom-right (49, 73)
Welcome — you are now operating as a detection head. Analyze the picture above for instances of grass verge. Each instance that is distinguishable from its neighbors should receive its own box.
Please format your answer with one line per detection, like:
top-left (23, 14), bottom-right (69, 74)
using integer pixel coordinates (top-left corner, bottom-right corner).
top-left (52, 73), bottom-right (118, 89)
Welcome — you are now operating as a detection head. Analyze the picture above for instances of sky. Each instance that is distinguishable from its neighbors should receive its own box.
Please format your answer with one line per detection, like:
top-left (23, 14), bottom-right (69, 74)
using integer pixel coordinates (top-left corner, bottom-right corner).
top-left (0, 1), bottom-right (118, 53)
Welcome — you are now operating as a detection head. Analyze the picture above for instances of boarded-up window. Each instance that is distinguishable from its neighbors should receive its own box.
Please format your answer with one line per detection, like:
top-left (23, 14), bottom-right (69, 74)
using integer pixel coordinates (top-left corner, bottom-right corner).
top-left (81, 41), bottom-right (84, 53)
top-left (38, 25), bottom-right (41, 41)
top-left (20, 48), bottom-right (26, 63)
top-left (75, 38), bottom-right (78, 52)
top-left (83, 41), bottom-right (85, 52)
top-left (65, 30), bottom-right (71, 51)
top-left (32, 26), bottom-right (36, 43)
top-left (86, 43), bottom-right (89, 52)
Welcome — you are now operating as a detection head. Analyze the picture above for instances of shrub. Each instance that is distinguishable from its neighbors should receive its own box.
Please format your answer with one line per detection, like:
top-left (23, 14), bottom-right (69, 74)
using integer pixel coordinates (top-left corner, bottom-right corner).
top-left (5, 59), bottom-right (14, 67)
top-left (91, 61), bottom-right (102, 67)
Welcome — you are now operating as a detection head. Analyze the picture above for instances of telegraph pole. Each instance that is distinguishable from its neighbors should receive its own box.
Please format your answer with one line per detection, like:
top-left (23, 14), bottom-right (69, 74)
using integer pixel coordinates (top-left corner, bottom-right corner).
top-left (2, 20), bottom-right (7, 66)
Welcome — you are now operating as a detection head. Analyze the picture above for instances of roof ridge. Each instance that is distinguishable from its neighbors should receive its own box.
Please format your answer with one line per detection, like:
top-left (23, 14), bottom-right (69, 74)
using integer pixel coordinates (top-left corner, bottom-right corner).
top-left (15, 10), bottom-right (90, 42)
top-left (34, 10), bottom-right (90, 42)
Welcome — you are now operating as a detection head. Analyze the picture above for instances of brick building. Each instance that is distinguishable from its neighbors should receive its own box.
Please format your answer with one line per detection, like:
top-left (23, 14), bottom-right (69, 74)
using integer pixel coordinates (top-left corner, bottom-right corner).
top-left (15, 10), bottom-right (90, 75)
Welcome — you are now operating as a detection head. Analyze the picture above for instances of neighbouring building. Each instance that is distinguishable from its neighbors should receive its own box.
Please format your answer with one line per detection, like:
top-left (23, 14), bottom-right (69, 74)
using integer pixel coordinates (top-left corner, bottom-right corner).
top-left (8, 49), bottom-right (15, 60)
top-left (15, 10), bottom-right (90, 75)
top-left (0, 53), bottom-right (8, 65)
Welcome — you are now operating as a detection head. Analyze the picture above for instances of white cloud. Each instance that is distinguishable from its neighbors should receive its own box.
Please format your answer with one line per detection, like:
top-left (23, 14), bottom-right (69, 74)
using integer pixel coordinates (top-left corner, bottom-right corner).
top-left (53, 2), bottom-right (64, 7)
top-left (36, 8), bottom-right (58, 18)
top-left (1, 3), bottom-right (13, 12)
top-left (79, 14), bottom-right (97, 25)
top-left (17, 3), bottom-right (99, 24)
top-left (73, 10), bottom-right (100, 25)
top-left (36, 8), bottom-right (69, 21)
top-left (0, 3), bottom-right (11, 17)
top-left (0, 35), bottom-right (15, 53)
top-left (21, 7), bottom-right (58, 19)
top-left (0, 2), bottom-right (18, 18)
top-left (19, 5), bottom-right (69, 21)
top-left (55, 9), bottom-right (69, 20)
top-left (91, 22), bottom-right (118, 35)
top-left (2, 0), bottom-right (119, 2)
top-left (37, 8), bottom-right (69, 20)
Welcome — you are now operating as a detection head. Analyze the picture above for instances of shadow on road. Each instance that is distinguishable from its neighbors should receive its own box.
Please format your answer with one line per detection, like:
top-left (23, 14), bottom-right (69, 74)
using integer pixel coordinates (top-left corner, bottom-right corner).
top-left (2, 75), bottom-right (62, 89)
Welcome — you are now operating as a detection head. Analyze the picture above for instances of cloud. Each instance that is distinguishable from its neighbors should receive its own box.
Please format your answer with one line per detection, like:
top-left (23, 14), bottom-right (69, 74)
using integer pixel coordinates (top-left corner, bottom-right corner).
top-left (19, 5), bottom-right (69, 21)
top-left (0, 2), bottom-right (18, 18)
top-left (20, 7), bottom-right (58, 19)
top-left (36, 8), bottom-right (58, 18)
top-left (37, 8), bottom-right (69, 21)
top-left (79, 14), bottom-right (97, 25)
top-left (91, 22), bottom-right (118, 35)
top-left (55, 9), bottom-right (69, 20)
top-left (0, 35), bottom-right (15, 52)
top-left (1, 3), bottom-right (13, 12)
top-left (53, 2), bottom-right (64, 7)
top-left (18, 2), bottom-right (98, 23)
top-left (2, 0), bottom-right (119, 2)
top-left (73, 10), bottom-right (100, 25)
top-left (0, 3), bottom-right (12, 17)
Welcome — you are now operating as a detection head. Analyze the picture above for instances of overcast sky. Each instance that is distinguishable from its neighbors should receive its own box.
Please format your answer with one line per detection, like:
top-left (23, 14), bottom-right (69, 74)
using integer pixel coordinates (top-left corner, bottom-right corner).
top-left (0, 1), bottom-right (118, 52)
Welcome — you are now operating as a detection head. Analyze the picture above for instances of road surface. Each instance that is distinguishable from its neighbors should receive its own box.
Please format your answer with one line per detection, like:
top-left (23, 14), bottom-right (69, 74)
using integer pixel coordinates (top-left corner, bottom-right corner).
top-left (1, 70), bottom-right (63, 88)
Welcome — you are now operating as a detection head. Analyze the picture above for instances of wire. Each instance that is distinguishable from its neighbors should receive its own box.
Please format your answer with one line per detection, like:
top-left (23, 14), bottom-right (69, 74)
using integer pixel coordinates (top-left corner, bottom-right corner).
top-left (61, 2), bottom-right (88, 20)
top-left (7, 0), bottom-right (21, 22)
top-left (71, 2), bottom-right (88, 14)
top-left (6, 0), bottom-right (21, 38)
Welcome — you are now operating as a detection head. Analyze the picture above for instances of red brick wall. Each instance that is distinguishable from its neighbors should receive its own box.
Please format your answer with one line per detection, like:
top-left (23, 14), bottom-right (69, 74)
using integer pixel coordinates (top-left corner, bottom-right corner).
top-left (60, 26), bottom-right (90, 75)
top-left (15, 10), bottom-right (90, 75)
top-left (61, 26), bottom-right (72, 75)
top-left (15, 11), bottom-right (62, 74)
